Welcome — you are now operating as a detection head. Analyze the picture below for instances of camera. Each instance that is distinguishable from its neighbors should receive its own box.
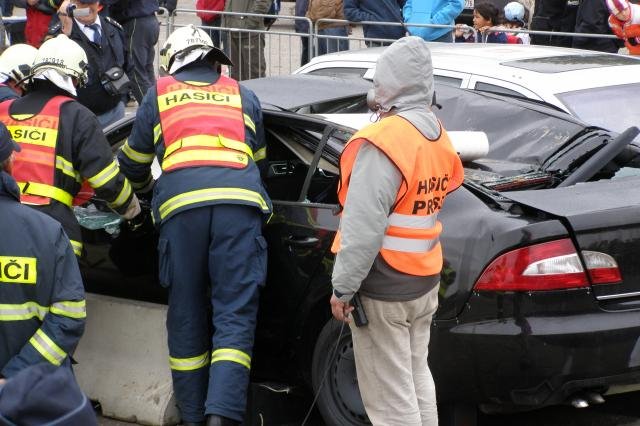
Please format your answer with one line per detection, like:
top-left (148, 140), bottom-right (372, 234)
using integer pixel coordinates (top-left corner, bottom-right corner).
top-left (66, 3), bottom-right (92, 18)
top-left (101, 67), bottom-right (131, 97)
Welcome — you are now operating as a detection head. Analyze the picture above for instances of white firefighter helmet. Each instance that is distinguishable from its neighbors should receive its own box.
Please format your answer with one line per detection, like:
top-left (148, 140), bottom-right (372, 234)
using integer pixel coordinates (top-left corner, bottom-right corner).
top-left (0, 44), bottom-right (38, 85)
top-left (30, 34), bottom-right (89, 86)
top-left (159, 24), bottom-right (232, 74)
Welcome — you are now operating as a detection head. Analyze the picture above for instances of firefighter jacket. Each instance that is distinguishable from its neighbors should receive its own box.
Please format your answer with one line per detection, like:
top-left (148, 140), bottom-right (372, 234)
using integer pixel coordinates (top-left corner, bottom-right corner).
top-left (117, 61), bottom-right (271, 226)
top-left (0, 80), bottom-right (135, 256)
top-left (0, 171), bottom-right (86, 378)
top-left (332, 115), bottom-right (464, 277)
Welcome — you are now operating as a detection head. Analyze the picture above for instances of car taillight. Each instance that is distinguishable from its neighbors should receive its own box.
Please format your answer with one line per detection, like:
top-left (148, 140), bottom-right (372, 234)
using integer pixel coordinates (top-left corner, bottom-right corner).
top-left (474, 239), bottom-right (622, 292)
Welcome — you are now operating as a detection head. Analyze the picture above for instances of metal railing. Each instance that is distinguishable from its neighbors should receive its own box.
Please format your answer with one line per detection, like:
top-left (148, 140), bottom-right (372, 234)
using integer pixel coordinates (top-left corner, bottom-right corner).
top-left (153, 9), bottom-right (628, 80)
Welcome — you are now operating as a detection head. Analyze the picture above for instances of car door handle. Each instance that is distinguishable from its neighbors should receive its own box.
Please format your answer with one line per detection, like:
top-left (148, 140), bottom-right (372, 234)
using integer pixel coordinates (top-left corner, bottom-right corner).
top-left (284, 236), bottom-right (320, 247)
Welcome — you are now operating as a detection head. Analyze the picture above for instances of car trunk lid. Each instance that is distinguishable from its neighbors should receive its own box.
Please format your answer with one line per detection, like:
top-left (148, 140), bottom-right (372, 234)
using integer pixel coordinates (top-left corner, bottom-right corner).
top-left (504, 177), bottom-right (640, 303)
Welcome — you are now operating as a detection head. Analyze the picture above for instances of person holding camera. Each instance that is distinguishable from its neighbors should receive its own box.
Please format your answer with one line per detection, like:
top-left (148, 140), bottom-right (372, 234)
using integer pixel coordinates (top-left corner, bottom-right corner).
top-left (49, 0), bottom-right (132, 127)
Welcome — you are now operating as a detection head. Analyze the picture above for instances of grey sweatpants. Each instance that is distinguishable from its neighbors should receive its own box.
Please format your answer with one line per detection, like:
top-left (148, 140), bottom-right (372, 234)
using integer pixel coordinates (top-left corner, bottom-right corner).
top-left (350, 285), bottom-right (440, 426)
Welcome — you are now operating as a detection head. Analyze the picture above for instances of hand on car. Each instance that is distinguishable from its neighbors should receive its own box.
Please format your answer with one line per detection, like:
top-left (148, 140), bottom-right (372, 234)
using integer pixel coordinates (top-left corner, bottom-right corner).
top-left (330, 294), bottom-right (354, 323)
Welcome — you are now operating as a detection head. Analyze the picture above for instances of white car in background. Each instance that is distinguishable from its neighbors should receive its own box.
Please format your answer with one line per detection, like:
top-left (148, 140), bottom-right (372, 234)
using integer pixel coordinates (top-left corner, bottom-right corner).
top-left (293, 44), bottom-right (640, 135)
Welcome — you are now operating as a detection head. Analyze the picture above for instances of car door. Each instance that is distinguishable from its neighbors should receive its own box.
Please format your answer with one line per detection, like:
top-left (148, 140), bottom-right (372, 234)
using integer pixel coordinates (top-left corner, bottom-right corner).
top-left (252, 111), bottom-right (351, 380)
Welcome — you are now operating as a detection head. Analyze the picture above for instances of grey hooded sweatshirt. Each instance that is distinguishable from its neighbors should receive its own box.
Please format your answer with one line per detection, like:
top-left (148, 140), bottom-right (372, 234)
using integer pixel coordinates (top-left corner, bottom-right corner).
top-left (332, 36), bottom-right (442, 302)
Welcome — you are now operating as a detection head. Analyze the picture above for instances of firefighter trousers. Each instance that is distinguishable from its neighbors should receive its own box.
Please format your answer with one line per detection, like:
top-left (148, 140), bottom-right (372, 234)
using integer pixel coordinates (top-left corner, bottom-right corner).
top-left (158, 204), bottom-right (267, 423)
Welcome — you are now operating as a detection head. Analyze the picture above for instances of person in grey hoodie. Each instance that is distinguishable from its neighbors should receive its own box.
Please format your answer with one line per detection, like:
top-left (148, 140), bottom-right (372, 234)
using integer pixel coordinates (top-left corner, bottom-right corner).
top-left (330, 36), bottom-right (464, 426)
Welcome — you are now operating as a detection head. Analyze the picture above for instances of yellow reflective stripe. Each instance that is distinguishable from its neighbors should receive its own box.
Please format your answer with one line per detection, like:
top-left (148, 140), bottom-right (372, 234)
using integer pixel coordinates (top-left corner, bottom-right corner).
top-left (0, 302), bottom-right (48, 321)
top-left (88, 161), bottom-right (119, 189)
top-left (69, 240), bottom-right (83, 257)
top-left (7, 125), bottom-right (58, 148)
top-left (29, 329), bottom-right (66, 366)
top-left (162, 150), bottom-right (248, 171)
top-left (121, 141), bottom-right (155, 164)
top-left (211, 348), bottom-right (251, 369)
top-left (17, 182), bottom-right (73, 206)
top-left (169, 352), bottom-right (210, 371)
top-left (50, 300), bottom-right (86, 319)
top-left (108, 178), bottom-right (132, 209)
top-left (163, 135), bottom-right (254, 159)
top-left (131, 174), bottom-right (153, 190)
top-left (159, 187), bottom-right (270, 219)
top-left (153, 124), bottom-right (162, 145)
top-left (243, 113), bottom-right (256, 134)
top-left (55, 156), bottom-right (81, 182)
top-left (157, 90), bottom-right (242, 112)
top-left (254, 147), bottom-right (266, 162)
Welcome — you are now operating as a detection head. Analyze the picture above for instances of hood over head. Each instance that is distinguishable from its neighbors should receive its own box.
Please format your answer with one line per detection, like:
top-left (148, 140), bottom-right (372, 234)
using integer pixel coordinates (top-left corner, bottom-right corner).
top-left (372, 36), bottom-right (440, 139)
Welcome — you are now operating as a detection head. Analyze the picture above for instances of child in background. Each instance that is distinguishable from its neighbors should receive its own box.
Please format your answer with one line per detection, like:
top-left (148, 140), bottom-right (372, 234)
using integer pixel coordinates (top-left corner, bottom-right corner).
top-left (455, 3), bottom-right (508, 43)
top-left (606, 0), bottom-right (640, 55)
top-left (503, 2), bottom-right (530, 44)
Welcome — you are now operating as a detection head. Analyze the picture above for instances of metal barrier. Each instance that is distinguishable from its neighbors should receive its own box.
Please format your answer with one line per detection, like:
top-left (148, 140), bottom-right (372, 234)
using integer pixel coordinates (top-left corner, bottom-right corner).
top-left (162, 9), bottom-right (312, 80)
top-left (153, 10), bottom-right (627, 81)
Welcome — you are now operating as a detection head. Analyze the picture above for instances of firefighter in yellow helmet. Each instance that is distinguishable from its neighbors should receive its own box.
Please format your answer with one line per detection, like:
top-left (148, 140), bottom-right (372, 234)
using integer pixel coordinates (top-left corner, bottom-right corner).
top-left (117, 25), bottom-right (270, 426)
top-left (0, 34), bottom-right (140, 258)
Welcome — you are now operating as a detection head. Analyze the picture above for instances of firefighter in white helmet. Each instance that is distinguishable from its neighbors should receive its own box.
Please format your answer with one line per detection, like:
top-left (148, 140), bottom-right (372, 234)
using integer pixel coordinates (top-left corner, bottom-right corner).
top-left (0, 34), bottom-right (140, 258)
top-left (0, 44), bottom-right (38, 102)
top-left (118, 24), bottom-right (270, 426)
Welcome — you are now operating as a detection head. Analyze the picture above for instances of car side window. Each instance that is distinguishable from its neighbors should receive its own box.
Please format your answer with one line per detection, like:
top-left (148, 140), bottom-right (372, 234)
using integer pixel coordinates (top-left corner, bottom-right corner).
top-left (307, 67), bottom-right (368, 79)
top-left (434, 75), bottom-right (463, 88)
top-left (264, 124), bottom-right (341, 205)
top-left (474, 82), bottom-right (526, 98)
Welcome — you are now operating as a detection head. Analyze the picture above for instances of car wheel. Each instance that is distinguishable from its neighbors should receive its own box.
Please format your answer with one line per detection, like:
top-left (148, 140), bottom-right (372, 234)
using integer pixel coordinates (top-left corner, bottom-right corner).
top-left (311, 319), bottom-right (370, 426)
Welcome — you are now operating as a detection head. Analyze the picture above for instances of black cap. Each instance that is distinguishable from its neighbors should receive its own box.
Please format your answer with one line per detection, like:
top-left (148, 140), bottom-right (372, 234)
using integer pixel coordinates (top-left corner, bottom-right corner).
top-left (0, 121), bottom-right (20, 163)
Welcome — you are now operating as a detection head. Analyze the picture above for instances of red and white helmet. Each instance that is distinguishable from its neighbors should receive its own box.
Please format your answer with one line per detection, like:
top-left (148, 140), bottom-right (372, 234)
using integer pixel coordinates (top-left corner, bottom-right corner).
top-left (606, 0), bottom-right (630, 17)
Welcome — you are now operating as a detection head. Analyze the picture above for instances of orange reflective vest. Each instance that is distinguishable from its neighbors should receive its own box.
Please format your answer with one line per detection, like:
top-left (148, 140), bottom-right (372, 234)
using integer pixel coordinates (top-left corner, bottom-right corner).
top-left (332, 115), bottom-right (465, 276)
top-left (0, 96), bottom-right (75, 206)
top-left (609, 16), bottom-right (640, 55)
top-left (156, 75), bottom-right (253, 172)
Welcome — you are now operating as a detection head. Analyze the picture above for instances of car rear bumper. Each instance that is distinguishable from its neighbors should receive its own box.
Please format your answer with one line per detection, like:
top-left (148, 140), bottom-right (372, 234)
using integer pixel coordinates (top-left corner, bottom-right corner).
top-left (432, 289), bottom-right (640, 407)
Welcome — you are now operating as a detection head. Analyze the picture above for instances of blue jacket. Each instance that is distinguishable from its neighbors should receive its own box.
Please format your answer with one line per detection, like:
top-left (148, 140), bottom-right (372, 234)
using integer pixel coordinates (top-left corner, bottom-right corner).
top-left (0, 172), bottom-right (86, 378)
top-left (403, 0), bottom-right (464, 41)
top-left (117, 61), bottom-right (272, 226)
top-left (343, 0), bottom-right (406, 40)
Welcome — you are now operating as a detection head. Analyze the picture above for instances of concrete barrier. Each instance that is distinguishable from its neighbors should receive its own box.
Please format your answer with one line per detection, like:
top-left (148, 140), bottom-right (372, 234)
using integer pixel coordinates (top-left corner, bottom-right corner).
top-left (74, 293), bottom-right (180, 425)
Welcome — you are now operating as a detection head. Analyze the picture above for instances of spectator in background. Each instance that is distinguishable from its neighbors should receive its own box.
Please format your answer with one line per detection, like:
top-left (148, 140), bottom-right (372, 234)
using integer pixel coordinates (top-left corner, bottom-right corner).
top-left (530, 0), bottom-right (579, 47)
top-left (344, 0), bottom-right (406, 46)
top-left (0, 0), bottom-right (13, 17)
top-left (24, 0), bottom-right (63, 47)
top-left (54, 0), bottom-right (133, 127)
top-left (455, 3), bottom-right (507, 42)
top-left (306, 0), bottom-right (349, 54)
top-left (109, 0), bottom-right (160, 104)
top-left (404, 0), bottom-right (463, 42)
top-left (573, 0), bottom-right (623, 52)
top-left (197, 0), bottom-right (225, 48)
top-left (224, 0), bottom-right (272, 80)
top-left (502, 1), bottom-right (530, 44)
top-left (295, 0), bottom-right (313, 65)
top-left (605, 0), bottom-right (640, 54)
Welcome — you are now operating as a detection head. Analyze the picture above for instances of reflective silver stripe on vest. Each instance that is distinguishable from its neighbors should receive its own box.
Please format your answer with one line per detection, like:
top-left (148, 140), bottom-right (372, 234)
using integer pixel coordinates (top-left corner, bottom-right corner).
top-left (387, 213), bottom-right (437, 229)
top-left (382, 236), bottom-right (440, 253)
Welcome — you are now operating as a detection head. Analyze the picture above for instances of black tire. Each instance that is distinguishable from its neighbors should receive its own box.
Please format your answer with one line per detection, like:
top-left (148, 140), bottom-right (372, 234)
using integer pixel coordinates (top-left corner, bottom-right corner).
top-left (311, 319), bottom-right (370, 426)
